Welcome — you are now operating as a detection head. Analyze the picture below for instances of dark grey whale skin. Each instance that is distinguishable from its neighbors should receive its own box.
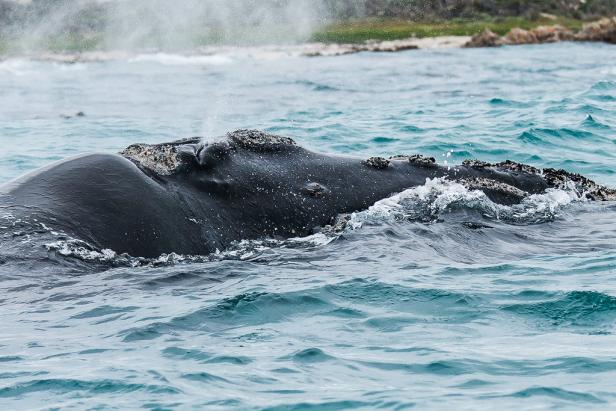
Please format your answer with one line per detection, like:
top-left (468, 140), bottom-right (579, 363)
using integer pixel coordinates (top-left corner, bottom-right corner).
top-left (0, 130), bottom-right (607, 258)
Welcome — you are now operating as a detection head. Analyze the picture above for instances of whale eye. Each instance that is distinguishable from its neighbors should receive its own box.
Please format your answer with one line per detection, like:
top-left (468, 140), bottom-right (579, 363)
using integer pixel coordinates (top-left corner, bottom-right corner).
top-left (196, 142), bottom-right (230, 169)
top-left (194, 177), bottom-right (231, 196)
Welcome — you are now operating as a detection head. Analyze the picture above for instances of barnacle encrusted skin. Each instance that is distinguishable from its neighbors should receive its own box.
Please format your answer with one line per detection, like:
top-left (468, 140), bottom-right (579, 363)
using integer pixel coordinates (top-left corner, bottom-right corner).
top-left (362, 156), bottom-right (391, 169)
top-left (408, 154), bottom-right (437, 167)
top-left (462, 159), bottom-right (540, 174)
top-left (120, 143), bottom-right (184, 175)
top-left (542, 168), bottom-right (616, 201)
top-left (120, 129), bottom-right (299, 175)
top-left (461, 159), bottom-right (492, 168)
top-left (227, 129), bottom-right (296, 151)
top-left (459, 177), bottom-right (528, 200)
top-left (462, 158), bottom-right (616, 200)
top-left (389, 154), bottom-right (437, 167)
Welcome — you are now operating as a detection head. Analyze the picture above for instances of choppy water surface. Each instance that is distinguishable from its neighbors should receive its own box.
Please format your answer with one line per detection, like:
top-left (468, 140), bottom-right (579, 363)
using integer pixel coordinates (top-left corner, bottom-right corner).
top-left (1, 43), bottom-right (616, 410)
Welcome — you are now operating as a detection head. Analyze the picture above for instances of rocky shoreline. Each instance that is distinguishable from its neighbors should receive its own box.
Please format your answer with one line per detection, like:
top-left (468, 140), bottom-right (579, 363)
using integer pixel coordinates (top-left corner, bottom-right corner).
top-left (465, 17), bottom-right (616, 47)
top-left (304, 36), bottom-right (468, 56)
top-left (310, 17), bottom-right (616, 55)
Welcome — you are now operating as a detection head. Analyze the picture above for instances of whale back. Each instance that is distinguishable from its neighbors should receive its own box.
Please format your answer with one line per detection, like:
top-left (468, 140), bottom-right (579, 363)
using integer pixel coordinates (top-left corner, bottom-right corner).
top-left (1, 153), bottom-right (207, 257)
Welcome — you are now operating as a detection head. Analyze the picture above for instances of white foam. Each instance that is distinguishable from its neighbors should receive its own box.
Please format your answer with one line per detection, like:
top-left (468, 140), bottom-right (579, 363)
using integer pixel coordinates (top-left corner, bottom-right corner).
top-left (347, 178), bottom-right (490, 228)
top-left (0, 59), bottom-right (38, 76)
top-left (129, 52), bottom-right (233, 66)
top-left (289, 232), bottom-right (337, 247)
top-left (512, 186), bottom-right (583, 219)
top-left (347, 177), bottom-right (585, 230)
top-left (46, 239), bottom-right (118, 261)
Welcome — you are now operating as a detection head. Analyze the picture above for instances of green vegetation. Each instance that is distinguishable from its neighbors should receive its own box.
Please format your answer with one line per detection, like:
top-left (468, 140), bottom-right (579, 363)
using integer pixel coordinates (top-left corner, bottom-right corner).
top-left (43, 33), bottom-right (104, 53)
top-left (0, 36), bottom-right (7, 54)
top-left (311, 16), bottom-right (586, 43)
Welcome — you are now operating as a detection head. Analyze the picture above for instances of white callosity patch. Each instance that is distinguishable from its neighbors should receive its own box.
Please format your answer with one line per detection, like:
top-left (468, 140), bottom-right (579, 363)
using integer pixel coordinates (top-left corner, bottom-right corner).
top-left (120, 143), bottom-right (184, 175)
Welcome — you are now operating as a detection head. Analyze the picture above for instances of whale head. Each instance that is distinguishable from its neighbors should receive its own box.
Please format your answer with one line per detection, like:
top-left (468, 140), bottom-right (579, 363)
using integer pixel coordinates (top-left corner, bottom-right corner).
top-left (120, 129), bottom-right (298, 177)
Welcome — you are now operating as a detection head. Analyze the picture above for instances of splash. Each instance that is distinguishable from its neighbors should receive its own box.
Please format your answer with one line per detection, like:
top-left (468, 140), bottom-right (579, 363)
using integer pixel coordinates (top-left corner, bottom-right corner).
top-left (0, 0), bottom-right (336, 54)
top-left (346, 177), bottom-right (587, 230)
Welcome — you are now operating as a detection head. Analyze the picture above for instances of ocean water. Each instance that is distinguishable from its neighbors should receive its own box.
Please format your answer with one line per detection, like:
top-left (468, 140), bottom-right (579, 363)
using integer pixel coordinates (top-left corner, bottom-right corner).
top-left (1, 42), bottom-right (616, 410)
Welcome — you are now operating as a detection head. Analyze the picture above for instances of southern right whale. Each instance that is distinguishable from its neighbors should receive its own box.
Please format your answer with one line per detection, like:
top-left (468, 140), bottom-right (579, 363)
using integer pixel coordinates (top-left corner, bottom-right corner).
top-left (1, 129), bottom-right (614, 258)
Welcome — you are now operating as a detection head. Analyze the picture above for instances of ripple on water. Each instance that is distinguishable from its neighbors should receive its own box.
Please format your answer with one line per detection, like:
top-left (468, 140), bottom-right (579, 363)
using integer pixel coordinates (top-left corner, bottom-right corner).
top-left (121, 291), bottom-right (333, 341)
top-left (582, 114), bottom-right (611, 130)
top-left (162, 346), bottom-right (252, 365)
top-left (286, 348), bottom-right (335, 364)
top-left (0, 379), bottom-right (180, 398)
top-left (507, 386), bottom-right (604, 404)
top-left (502, 291), bottom-right (616, 329)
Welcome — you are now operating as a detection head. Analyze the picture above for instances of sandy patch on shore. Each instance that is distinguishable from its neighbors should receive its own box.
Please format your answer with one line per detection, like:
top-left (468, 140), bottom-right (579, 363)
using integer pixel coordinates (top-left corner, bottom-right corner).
top-left (403, 36), bottom-right (471, 49)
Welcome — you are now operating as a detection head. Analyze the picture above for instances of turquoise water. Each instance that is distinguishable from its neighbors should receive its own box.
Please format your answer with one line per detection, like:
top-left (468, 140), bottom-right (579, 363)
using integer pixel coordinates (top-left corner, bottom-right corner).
top-left (1, 42), bottom-right (616, 409)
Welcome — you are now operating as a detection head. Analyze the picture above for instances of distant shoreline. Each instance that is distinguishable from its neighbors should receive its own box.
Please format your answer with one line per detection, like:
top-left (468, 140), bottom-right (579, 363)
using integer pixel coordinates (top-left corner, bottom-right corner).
top-left (0, 16), bottom-right (614, 60)
top-left (310, 15), bottom-right (585, 43)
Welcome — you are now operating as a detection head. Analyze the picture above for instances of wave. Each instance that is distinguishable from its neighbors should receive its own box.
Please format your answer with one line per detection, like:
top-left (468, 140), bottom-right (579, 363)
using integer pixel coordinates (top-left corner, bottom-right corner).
top-left (118, 279), bottom-right (483, 342)
top-left (502, 290), bottom-right (616, 329)
top-left (120, 290), bottom-right (334, 341)
top-left (345, 177), bottom-right (585, 229)
top-left (581, 114), bottom-right (611, 130)
top-left (0, 378), bottom-right (179, 398)
top-left (505, 387), bottom-right (604, 403)
top-left (129, 53), bottom-right (234, 66)
top-left (589, 80), bottom-right (616, 92)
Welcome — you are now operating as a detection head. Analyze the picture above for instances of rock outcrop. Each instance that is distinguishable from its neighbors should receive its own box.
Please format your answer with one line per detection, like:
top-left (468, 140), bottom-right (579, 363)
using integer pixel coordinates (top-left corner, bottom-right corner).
top-left (504, 28), bottom-right (538, 44)
top-left (575, 17), bottom-right (616, 43)
top-left (532, 25), bottom-right (574, 42)
top-left (465, 19), bottom-right (614, 48)
top-left (464, 29), bottom-right (503, 47)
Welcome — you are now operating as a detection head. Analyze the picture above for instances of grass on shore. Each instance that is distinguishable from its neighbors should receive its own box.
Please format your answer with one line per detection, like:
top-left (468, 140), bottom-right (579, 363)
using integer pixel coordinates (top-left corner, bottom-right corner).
top-left (310, 16), bottom-right (585, 43)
